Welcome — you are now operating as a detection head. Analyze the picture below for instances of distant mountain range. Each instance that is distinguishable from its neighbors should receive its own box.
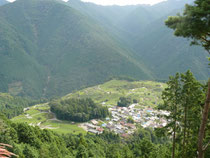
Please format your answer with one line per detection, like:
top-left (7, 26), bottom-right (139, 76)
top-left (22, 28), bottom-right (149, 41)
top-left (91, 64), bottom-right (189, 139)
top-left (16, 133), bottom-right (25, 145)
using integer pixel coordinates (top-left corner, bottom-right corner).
top-left (0, 0), bottom-right (208, 98)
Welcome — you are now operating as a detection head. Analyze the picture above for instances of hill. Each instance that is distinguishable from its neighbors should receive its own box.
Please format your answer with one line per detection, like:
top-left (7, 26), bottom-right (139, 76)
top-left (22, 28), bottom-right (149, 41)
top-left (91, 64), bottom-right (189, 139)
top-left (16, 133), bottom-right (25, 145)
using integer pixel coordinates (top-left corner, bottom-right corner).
top-left (0, 0), bottom-right (152, 98)
top-left (12, 80), bottom-right (166, 134)
top-left (64, 79), bottom-right (166, 107)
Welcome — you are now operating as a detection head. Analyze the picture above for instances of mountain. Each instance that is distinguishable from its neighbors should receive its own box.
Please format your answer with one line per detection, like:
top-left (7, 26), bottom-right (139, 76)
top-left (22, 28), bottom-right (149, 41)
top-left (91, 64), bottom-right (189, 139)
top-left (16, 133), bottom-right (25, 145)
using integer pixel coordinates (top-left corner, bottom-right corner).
top-left (0, 0), bottom-right (152, 98)
top-left (118, 0), bottom-right (195, 37)
top-left (68, 0), bottom-right (209, 80)
top-left (132, 11), bottom-right (209, 80)
top-left (0, 0), bottom-right (208, 99)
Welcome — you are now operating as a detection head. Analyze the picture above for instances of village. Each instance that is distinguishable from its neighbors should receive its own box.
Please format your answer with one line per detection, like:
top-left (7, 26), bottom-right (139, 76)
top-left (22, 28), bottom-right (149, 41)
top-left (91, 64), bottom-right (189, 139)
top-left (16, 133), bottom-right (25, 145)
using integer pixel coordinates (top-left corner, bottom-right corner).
top-left (80, 103), bottom-right (169, 137)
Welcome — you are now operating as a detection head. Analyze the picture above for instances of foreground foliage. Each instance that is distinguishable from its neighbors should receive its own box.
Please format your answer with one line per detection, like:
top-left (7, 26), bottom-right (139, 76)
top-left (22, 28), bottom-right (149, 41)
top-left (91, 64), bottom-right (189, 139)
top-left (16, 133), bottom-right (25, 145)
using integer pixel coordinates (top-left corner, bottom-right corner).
top-left (166, 0), bottom-right (210, 157)
top-left (0, 113), bottom-right (171, 158)
top-left (158, 71), bottom-right (210, 158)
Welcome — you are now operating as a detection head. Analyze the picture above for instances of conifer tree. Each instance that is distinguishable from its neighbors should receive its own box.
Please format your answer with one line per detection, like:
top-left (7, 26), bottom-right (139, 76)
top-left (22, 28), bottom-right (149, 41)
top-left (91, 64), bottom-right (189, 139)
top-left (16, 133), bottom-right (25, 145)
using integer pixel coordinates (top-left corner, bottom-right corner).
top-left (161, 73), bottom-right (182, 158)
top-left (165, 0), bottom-right (210, 157)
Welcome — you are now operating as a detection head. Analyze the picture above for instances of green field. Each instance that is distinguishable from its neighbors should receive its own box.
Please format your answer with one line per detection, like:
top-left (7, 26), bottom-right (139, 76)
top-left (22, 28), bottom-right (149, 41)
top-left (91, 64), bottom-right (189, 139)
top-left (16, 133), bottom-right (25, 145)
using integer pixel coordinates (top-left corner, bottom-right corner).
top-left (12, 80), bottom-right (166, 135)
top-left (64, 80), bottom-right (166, 108)
top-left (12, 103), bottom-right (86, 135)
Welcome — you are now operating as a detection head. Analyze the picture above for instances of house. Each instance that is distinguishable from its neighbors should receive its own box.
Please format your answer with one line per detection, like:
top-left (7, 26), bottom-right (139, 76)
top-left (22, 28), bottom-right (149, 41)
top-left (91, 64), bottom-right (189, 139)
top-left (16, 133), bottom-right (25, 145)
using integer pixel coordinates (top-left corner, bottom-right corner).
top-left (120, 121), bottom-right (125, 125)
top-left (97, 128), bottom-right (104, 133)
top-left (113, 118), bottom-right (120, 122)
top-left (88, 129), bottom-right (99, 134)
top-left (121, 133), bottom-right (129, 138)
top-left (101, 123), bottom-right (107, 127)
top-left (91, 120), bottom-right (98, 125)
top-left (23, 107), bottom-right (30, 112)
top-left (116, 125), bottom-right (122, 130)
top-left (106, 117), bottom-right (110, 121)
top-left (86, 123), bottom-right (96, 129)
top-left (126, 123), bottom-right (136, 129)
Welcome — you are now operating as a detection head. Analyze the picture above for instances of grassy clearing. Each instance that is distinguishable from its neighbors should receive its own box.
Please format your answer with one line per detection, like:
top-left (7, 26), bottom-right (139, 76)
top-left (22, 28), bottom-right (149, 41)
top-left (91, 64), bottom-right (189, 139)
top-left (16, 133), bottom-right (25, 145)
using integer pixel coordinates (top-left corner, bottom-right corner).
top-left (42, 120), bottom-right (86, 135)
top-left (12, 104), bottom-right (86, 135)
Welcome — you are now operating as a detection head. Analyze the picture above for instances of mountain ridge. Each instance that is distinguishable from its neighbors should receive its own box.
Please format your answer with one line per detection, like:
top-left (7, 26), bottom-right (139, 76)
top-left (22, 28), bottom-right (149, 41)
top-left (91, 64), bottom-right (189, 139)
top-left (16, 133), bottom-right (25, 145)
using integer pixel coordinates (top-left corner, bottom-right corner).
top-left (0, 0), bottom-right (153, 98)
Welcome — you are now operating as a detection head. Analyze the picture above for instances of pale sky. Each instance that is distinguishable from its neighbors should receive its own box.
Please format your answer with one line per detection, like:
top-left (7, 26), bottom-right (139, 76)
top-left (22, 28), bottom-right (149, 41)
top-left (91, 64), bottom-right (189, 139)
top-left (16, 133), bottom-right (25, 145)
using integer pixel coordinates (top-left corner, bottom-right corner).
top-left (81, 0), bottom-right (167, 5)
top-left (7, 0), bottom-right (167, 5)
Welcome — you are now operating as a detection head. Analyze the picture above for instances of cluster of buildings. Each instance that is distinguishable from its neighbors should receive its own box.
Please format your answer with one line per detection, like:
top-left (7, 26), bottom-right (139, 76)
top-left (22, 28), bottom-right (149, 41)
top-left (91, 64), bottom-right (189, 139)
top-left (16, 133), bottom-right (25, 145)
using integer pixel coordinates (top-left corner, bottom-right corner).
top-left (80, 104), bottom-right (169, 137)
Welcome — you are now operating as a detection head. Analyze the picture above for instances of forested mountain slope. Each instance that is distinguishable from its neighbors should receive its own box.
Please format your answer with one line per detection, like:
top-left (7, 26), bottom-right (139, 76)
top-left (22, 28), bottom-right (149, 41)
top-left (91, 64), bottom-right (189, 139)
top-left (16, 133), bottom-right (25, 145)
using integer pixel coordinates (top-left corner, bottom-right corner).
top-left (0, 0), bottom-right (208, 99)
top-left (69, 0), bottom-right (209, 80)
top-left (0, 0), bottom-right (152, 98)
top-left (132, 13), bottom-right (209, 80)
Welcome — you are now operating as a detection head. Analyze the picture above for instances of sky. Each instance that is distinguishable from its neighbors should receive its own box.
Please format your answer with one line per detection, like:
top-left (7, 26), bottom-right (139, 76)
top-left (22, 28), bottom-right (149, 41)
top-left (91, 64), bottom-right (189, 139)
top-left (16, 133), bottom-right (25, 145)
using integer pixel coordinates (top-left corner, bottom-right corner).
top-left (7, 0), bottom-right (167, 5)
top-left (81, 0), bottom-right (167, 5)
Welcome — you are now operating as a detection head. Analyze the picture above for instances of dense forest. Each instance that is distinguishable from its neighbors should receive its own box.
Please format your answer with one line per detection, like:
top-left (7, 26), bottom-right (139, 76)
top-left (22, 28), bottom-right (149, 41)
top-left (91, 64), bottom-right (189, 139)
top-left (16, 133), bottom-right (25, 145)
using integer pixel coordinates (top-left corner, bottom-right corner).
top-left (0, 93), bottom-right (47, 119)
top-left (50, 98), bottom-right (109, 122)
top-left (0, 113), bottom-right (172, 158)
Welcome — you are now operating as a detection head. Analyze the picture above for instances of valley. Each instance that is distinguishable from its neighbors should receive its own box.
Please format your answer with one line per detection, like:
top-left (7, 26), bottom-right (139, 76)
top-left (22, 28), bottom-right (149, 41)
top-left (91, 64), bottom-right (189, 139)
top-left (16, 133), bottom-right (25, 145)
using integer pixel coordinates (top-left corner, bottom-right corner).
top-left (0, 0), bottom-right (209, 157)
top-left (12, 80), bottom-right (167, 136)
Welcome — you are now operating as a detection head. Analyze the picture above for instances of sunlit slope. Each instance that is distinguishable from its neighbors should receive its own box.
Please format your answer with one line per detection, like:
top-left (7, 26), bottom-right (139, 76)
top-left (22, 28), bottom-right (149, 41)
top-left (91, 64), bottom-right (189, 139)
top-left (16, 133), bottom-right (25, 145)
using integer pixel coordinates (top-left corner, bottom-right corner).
top-left (64, 79), bottom-right (166, 107)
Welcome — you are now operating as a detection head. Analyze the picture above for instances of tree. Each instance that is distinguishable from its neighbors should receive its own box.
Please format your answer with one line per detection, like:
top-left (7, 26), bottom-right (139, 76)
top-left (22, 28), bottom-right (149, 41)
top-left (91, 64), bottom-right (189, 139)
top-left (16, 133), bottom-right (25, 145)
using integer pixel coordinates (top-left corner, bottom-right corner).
top-left (165, 1), bottom-right (210, 157)
top-left (127, 117), bottom-right (135, 124)
top-left (159, 71), bottom-right (206, 157)
top-left (117, 97), bottom-right (131, 107)
top-left (161, 73), bottom-right (182, 158)
top-left (179, 71), bottom-right (205, 157)
top-left (165, 0), bottom-right (210, 53)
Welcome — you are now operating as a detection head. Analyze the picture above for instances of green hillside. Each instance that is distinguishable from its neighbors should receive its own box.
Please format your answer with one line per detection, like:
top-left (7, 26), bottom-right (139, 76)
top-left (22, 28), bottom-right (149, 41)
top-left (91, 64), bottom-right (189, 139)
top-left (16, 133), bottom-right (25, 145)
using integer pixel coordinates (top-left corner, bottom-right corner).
top-left (0, 0), bottom-right (152, 98)
top-left (64, 79), bottom-right (166, 107)
top-left (12, 79), bottom-right (166, 134)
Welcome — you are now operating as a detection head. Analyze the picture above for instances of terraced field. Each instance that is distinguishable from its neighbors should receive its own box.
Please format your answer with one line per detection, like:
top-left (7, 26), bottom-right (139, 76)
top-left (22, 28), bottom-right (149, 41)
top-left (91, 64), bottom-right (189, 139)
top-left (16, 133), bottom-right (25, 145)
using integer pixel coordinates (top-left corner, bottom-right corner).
top-left (64, 80), bottom-right (166, 108)
top-left (12, 80), bottom-right (166, 134)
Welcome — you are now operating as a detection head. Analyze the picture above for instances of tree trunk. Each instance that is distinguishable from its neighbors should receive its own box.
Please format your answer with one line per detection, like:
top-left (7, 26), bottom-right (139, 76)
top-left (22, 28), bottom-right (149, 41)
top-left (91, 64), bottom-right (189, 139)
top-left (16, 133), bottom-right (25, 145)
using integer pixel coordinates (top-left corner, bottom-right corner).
top-left (183, 105), bottom-right (187, 158)
top-left (198, 80), bottom-right (210, 158)
top-left (172, 107), bottom-right (177, 158)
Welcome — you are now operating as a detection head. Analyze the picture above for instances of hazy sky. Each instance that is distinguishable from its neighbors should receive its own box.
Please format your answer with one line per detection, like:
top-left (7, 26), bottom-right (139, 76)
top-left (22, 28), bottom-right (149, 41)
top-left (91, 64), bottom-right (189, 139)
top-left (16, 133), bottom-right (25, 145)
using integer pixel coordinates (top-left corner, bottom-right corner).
top-left (7, 0), bottom-right (167, 5)
top-left (81, 0), bottom-right (167, 5)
